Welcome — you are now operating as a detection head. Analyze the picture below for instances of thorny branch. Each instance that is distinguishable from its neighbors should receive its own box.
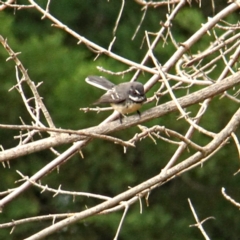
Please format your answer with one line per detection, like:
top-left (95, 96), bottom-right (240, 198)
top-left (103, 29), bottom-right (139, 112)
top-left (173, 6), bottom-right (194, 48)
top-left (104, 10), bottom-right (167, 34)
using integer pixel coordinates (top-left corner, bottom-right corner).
top-left (188, 198), bottom-right (214, 240)
top-left (0, 0), bottom-right (240, 239)
top-left (22, 107), bottom-right (240, 240)
top-left (0, 71), bottom-right (239, 163)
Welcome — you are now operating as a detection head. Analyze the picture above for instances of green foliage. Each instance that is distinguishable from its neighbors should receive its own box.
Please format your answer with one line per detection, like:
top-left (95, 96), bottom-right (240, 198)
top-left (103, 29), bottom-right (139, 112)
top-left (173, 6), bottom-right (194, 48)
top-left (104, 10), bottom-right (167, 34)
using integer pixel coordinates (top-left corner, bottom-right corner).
top-left (175, 8), bottom-right (205, 34)
top-left (0, 2), bottom-right (240, 240)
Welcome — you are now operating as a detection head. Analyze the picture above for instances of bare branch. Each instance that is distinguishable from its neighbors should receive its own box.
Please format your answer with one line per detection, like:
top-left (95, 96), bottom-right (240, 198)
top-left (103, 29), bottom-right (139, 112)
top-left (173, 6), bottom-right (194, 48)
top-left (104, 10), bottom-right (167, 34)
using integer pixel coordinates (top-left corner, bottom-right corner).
top-left (113, 0), bottom-right (125, 36)
top-left (0, 36), bottom-right (55, 129)
top-left (133, 0), bottom-right (181, 8)
top-left (114, 202), bottom-right (129, 240)
top-left (23, 107), bottom-right (240, 239)
top-left (188, 198), bottom-right (214, 240)
top-left (0, 71), bottom-right (239, 162)
top-left (222, 187), bottom-right (240, 208)
top-left (16, 170), bottom-right (111, 201)
top-left (1, 1), bottom-right (240, 238)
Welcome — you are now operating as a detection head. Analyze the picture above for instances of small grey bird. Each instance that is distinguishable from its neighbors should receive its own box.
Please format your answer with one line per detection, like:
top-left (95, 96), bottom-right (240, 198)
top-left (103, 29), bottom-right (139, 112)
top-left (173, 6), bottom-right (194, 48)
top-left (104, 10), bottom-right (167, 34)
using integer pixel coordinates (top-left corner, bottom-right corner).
top-left (85, 76), bottom-right (146, 122)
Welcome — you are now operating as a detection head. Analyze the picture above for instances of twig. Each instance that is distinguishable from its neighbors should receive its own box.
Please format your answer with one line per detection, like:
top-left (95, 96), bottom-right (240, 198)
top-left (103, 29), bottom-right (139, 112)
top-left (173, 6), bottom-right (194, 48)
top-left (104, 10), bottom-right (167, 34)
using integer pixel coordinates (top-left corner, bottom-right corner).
top-left (133, 0), bottom-right (181, 8)
top-left (221, 187), bottom-right (240, 208)
top-left (79, 106), bottom-right (113, 113)
top-left (132, 5), bottom-right (148, 40)
top-left (188, 198), bottom-right (214, 240)
top-left (0, 36), bottom-right (55, 129)
top-left (0, 71), bottom-right (239, 163)
top-left (27, 0), bottom-right (158, 75)
top-left (24, 107), bottom-right (240, 239)
top-left (16, 170), bottom-right (111, 201)
top-left (0, 0), bottom-right (33, 10)
top-left (113, 0), bottom-right (125, 36)
top-left (0, 213), bottom-right (77, 229)
top-left (114, 202), bottom-right (129, 240)
top-left (130, 125), bottom-right (205, 152)
top-left (0, 124), bottom-right (135, 148)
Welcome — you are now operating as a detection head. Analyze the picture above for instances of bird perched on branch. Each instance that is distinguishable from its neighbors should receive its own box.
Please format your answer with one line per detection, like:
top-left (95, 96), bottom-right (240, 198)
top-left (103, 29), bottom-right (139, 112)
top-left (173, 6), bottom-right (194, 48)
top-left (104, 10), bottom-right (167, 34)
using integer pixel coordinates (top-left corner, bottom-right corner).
top-left (85, 76), bottom-right (146, 123)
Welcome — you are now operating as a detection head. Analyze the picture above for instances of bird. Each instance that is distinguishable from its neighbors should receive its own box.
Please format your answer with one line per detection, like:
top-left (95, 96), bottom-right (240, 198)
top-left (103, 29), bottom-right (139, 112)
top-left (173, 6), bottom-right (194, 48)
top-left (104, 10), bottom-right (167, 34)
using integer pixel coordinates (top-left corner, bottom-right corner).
top-left (85, 76), bottom-right (146, 123)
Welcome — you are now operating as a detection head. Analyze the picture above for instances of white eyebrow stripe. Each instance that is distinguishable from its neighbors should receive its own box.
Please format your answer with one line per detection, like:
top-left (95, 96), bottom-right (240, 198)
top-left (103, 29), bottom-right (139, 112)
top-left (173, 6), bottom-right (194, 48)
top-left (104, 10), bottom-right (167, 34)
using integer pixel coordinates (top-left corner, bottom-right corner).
top-left (115, 92), bottom-right (120, 99)
top-left (111, 94), bottom-right (116, 100)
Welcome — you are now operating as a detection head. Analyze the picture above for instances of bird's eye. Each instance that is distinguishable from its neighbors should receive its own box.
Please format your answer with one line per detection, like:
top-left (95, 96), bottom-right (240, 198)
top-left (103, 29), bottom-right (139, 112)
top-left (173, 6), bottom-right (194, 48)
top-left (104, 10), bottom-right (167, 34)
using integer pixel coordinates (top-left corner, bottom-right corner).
top-left (131, 90), bottom-right (137, 96)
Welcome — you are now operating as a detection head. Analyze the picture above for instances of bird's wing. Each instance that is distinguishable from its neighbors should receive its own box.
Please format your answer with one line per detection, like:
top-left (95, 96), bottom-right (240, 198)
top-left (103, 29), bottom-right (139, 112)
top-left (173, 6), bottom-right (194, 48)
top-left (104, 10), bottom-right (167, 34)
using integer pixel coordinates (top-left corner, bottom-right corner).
top-left (93, 85), bottom-right (128, 104)
top-left (85, 76), bottom-right (115, 91)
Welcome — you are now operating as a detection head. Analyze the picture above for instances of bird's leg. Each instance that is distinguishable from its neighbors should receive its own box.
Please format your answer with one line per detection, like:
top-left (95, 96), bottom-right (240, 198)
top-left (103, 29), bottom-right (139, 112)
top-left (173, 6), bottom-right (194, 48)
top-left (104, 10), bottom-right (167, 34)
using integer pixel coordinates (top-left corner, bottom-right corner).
top-left (119, 114), bottom-right (123, 124)
top-left (137, 110), bottom-right (141, 119)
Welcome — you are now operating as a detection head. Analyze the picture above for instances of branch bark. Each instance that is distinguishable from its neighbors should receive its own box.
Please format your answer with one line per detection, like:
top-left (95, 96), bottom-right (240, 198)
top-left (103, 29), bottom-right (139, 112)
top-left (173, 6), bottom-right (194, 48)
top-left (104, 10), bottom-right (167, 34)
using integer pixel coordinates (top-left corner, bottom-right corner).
top-left (24, 106), bottom-right (240, 240)
top-left (0, 71), bottom-right (239, 162)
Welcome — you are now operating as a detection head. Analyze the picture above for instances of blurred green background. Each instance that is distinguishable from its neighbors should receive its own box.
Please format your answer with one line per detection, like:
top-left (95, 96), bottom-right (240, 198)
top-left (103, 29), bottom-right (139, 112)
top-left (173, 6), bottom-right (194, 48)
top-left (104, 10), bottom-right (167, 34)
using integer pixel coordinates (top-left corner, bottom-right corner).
top-left (0, 0), bottom-right (240, 239)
